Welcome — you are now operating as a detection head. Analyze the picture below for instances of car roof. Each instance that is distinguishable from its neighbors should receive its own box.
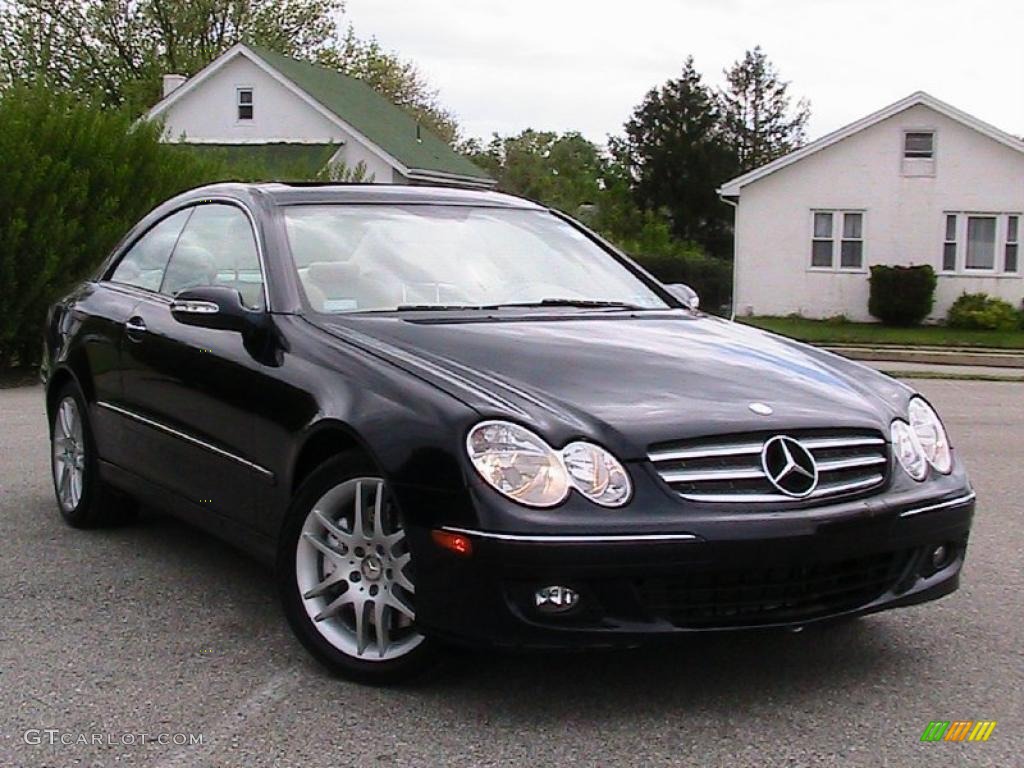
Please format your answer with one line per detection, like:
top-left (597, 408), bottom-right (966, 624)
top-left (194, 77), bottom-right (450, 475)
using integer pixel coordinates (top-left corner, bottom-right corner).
top-left (180, 182), bottom-right (545, 209)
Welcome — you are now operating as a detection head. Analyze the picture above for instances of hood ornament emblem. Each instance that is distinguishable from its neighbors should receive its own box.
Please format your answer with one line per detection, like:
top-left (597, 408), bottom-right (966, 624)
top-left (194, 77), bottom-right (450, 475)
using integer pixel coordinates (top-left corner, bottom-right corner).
top-left (748, 402), bottom-right (773, 416)
top-left (761, 436), bottom-right (818, 498)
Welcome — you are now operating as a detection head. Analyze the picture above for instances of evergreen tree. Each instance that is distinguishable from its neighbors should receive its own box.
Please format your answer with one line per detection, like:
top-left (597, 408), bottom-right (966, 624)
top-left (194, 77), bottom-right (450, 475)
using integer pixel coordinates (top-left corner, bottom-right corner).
top-left (610, 58), bottom-right (737, 259)
top-left (718, 46), bottom-right (810, 172)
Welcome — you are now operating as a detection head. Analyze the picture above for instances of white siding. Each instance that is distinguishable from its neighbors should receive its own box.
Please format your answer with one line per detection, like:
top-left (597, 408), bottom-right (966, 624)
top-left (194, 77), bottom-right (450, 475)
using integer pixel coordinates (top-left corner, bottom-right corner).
top-left (158, 53), bottom-right (401, 183)
top-left (733, 104), bottom-right (1024, 321)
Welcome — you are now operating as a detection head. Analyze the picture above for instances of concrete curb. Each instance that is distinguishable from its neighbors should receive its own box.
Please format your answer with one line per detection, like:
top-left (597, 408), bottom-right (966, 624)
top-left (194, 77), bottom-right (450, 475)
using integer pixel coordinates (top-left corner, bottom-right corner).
top-left (824, 345), bottom-right (1024, 369)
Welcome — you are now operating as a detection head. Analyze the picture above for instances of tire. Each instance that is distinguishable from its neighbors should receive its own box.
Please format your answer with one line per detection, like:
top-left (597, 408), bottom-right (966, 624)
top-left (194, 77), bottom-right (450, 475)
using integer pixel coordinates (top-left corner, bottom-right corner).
top-left (277, 454), bottom-right (440, 684)
top-left (49, 381), bottom-right (137, 528)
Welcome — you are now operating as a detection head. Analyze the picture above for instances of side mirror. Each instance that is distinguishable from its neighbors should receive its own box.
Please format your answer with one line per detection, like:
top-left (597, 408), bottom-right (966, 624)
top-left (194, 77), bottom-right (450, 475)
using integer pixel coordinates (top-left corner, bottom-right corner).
top-left (170, 286), bottom-right (259, 332)
top-left (665, 283), bottom-right (700, 311)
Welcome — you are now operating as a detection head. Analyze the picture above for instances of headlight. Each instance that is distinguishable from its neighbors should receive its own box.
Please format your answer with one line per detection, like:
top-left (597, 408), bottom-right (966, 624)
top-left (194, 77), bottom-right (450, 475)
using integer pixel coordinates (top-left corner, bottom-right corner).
top-left (466, 421), bottom-right (570, 507)
top-left (891, 419), bottom-right (928, 481)
top-left (466, 421), bottom-right (632, 508)
top-left (562, 441), bottom-right (632, 507)
top-left (908, 397), bottom-right (952, 474)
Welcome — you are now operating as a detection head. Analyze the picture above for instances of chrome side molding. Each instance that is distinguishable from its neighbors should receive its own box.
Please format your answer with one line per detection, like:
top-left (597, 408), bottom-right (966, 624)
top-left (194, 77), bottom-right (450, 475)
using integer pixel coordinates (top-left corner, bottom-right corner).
top-left (440, 526), bottom-right (699, 543)
top-left (96, 401), bottom-right (274, 480)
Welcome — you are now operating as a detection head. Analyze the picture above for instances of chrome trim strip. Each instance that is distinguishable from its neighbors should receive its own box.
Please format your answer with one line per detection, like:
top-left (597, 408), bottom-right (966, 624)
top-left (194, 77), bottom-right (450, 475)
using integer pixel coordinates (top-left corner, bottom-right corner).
top-left (660, 466), bottom-right (765, 483)
top-left (677, 473), bottom-right (884, 503)
top-left (648, 435), bottom-right (885, 463)
top-left (899, 492), bottom-right (976, 518)
top-left (648, 443), bottom-right (762, 462)
top-left (803, 436), bottom-right (886, 450)
top-left (817, 455), bottom-right (887, 472)
top-left (440, 526), bottom-right (699, 543)
top-left (96, 401), bottom-right (274, 479)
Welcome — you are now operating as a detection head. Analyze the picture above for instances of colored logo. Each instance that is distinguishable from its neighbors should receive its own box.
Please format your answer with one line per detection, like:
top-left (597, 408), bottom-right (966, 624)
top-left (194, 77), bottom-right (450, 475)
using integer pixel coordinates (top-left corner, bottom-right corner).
top-left (920, 721), bottom-right (997, 742)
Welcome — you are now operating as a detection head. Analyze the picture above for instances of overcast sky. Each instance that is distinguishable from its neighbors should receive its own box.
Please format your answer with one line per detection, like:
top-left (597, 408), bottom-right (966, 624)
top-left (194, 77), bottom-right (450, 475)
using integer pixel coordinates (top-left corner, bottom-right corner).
top-left (343, 0), bottom-right (1023, 146)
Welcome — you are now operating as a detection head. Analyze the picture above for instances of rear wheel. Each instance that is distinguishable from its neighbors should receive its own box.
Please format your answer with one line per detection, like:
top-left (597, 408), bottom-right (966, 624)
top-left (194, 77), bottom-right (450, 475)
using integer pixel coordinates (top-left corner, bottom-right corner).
top-left (49, 382), bottom-right (136, 527)
top-left (278, 455), bottom-right (438, 684)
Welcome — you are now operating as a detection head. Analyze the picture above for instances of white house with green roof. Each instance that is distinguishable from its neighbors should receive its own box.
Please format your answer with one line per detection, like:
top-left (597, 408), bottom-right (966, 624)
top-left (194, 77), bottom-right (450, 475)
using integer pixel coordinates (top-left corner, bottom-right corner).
top-left (145, 43), bottom-right (494, 188)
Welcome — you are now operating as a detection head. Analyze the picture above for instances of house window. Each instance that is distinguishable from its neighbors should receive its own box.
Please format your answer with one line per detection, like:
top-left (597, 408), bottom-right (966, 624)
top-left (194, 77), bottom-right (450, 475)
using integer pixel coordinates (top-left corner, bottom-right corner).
top-left (810, 210), bottom-right (864, 270)
top-left (237, 88), bottom-right (253, 120)
top-left (965, 216), bottom-right (997, 270)
top-left (943, 214), bottom-right (957, 271)
top-left (1006, 216), bottom-right (1019, 272)
top-left (941, 213), bottom-right (1022, 274)
top-left (904, 132), bottom-right (934, 159)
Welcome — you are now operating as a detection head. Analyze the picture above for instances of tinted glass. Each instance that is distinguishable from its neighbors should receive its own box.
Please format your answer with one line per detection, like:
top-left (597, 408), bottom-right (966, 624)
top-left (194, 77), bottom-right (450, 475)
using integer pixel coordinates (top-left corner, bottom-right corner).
top-left (813, 212), bottom-right (832, 238)
top-left (842, 213), bottom-right (862, 239)
top-left (811, 240), bottom-right (833, 267)
top-left (904, 132), bottom-right (934, 157)
top-left (840, 240), bottom-right (863, 268)
top-left (283, 205), bottom-right (669, 312)
top-left (965, 216), bottom-right (996, 269)
top-left (944, 214), bottom-right (957, 242)
top-left (942, 242), bottom-right (957, 271)
top-left (109, 209), bottom-right (191, 291)
top-left (162, 204), bottom-right (264, 307)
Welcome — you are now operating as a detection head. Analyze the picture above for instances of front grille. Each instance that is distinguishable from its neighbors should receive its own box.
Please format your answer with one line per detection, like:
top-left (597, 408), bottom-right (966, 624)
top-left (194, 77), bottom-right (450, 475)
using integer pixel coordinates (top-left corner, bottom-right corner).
top-left (634, 550), bottom-right (907, 628)
top-left (648, 429), bottom-right (889, 503)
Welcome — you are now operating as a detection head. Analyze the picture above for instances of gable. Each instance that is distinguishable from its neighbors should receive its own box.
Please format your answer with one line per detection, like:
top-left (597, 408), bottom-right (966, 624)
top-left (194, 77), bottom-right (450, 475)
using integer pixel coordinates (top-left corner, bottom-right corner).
top-left (719, 92), bottom-right (1024, 197)
top-left (157, 54), bottom-right (343, 144)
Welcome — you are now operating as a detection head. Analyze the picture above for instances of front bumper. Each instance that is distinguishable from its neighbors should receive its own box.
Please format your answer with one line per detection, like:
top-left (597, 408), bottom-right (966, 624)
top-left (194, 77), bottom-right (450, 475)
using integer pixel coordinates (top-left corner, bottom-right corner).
top-left (408, 490), bottom-right (975, 648)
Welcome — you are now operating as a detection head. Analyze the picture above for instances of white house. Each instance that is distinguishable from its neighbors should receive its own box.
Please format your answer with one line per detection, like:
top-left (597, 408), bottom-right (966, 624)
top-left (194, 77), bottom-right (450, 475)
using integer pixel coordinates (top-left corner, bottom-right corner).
top-left (719, 92), bottom-right (1024, 321)
top-left (144, 43), bottom-right (494, 188)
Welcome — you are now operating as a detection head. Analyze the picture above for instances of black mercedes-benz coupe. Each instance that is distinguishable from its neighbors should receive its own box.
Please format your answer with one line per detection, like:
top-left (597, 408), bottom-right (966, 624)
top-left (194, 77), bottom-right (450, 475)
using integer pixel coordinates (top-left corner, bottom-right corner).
top-left (41, 183), bottom-right (975, 683)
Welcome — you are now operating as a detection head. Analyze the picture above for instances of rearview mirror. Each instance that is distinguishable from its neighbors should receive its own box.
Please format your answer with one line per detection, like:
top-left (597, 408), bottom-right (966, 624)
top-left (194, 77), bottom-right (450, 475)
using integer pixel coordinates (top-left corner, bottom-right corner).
top-left (665, 283), bottom-right (700, 311)
top-left (170, 286), bottom-right (259, 332)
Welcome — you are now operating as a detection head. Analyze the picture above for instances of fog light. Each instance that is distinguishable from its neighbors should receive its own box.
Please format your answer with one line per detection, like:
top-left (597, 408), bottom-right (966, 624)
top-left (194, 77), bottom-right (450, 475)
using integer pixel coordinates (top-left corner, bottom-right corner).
top-left (930, 544), bottom-right (950, 570)
top-left (534, 585), bottom-right (580, 613)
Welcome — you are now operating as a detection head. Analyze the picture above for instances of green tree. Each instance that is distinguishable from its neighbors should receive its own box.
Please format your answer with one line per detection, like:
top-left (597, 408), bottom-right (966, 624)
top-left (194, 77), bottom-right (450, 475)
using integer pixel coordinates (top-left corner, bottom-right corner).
top-left (468, 130), bottom-right (605, 213)
top-left (718, 46), bottom-right (810, 172)
top-left (0, 0), bottom-right (461, 143)
top-left (468, 128), bottom-right (733, 312)
top-left (0, 83), bottom-right (264, 369)
top-left (610, 58), bottom-right (738, 259)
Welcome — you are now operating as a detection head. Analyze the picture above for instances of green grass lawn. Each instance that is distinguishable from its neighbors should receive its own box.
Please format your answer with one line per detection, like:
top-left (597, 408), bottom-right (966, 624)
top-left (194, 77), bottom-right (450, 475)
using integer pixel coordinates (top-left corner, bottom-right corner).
top-left (739, 316), bottom-right (1024, 350)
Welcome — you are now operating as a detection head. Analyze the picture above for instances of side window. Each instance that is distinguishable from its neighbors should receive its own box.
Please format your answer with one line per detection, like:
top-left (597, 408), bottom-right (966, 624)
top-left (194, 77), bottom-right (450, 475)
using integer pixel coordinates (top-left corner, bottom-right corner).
top-left (161, 204), bottom-right (265, 308)
top-left (109, 209), bottom-right (191, 291)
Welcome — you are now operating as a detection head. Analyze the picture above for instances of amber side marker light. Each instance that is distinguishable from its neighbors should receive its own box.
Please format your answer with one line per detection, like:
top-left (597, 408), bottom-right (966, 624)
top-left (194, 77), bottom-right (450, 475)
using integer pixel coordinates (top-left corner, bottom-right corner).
top-left (431, 529), bottom-right (473, 557)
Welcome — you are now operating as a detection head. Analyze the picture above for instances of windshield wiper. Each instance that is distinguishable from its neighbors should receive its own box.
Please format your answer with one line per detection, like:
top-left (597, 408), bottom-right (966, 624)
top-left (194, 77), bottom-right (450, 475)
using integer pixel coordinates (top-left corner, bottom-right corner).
top-left (392, 304), bottom-right (485, 311)
top-left (481, 298), bottom-right (646, 310)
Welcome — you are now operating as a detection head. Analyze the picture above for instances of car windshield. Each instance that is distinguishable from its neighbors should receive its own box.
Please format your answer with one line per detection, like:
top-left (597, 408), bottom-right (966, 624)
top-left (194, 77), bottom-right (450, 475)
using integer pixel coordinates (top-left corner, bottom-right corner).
top-left (282, 204), bottom-right (670, 313)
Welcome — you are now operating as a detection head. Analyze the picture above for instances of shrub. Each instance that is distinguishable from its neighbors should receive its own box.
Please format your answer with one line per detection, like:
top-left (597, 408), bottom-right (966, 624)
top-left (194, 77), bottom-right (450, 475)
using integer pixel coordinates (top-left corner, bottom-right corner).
top-left (947, 293), bottom-right (1021, 331)
top-left (0, 84), bottom-right (283, 369)
top-left (630, 250), bottom-right (732, 314)
top-left (867, 264), bottom-right (937, 326)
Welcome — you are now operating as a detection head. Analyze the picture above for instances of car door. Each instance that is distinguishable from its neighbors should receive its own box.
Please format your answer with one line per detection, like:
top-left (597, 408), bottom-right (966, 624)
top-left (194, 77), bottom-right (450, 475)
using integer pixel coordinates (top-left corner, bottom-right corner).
top-left (88, 208), bottom-right (192, 470)
top-left (118, 202), bottom-right (275, 524)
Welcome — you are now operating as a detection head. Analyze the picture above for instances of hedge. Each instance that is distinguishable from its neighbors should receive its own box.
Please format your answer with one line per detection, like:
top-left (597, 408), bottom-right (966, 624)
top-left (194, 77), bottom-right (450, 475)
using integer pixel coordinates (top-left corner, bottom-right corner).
top-left (0, 84), bottom-right (273, 369)
top-left (867, 264), bottom-right (936, 326)
top-left (947, 293), bottom-right (1022, 331)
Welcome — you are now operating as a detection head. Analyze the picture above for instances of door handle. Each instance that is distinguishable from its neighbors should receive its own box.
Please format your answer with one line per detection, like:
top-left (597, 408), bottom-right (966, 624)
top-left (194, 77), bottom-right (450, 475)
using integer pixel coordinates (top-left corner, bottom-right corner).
top-left (125, 316), bottom-right (147, 341)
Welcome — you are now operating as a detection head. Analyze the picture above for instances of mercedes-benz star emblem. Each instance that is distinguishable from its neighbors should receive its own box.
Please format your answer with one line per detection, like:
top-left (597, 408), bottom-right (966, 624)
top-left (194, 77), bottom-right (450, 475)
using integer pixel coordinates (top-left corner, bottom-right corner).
top-left (761, 435), bottom-right (818, 497)
top-left (748, 402), bottom-right (773, 416)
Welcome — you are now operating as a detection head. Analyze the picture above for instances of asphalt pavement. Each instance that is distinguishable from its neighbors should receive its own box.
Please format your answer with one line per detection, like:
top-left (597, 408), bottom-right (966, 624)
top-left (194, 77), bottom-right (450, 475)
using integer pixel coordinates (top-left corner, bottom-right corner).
top-left (0, 381), bottom-right (1021, 767)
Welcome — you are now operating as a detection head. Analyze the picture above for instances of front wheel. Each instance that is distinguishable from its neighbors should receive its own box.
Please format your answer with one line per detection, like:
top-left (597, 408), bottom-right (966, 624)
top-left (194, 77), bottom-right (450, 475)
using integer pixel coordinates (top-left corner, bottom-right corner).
top-left (49, 382), bottom-right (136, 528)
top-left (277, 456), bottom-right (439, 684)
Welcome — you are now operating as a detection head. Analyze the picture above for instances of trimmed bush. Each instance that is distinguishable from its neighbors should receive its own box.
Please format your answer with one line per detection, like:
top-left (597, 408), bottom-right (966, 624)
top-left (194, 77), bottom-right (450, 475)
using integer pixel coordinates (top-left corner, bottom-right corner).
top-left (0, 84), bottom-right (282, 369)
top-left (631, 251), bottom-right (732, 314)
top-left (947, 293), bottom-right (1021, 331)
top-left (868, 264), bottom-right (937, 326)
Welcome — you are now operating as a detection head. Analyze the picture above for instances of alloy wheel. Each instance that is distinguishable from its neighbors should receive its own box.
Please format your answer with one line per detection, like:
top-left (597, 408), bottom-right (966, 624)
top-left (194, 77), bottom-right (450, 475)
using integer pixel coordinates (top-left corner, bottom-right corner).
top-left (294, 478), bottom-right (423, 662)
top-left (52, 396), bottom-right (86, 512)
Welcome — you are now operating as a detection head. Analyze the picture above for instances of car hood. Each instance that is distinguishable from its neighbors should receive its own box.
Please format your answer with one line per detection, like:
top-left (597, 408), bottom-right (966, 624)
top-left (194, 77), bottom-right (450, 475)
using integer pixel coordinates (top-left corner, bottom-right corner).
top-left (312, 311), bottom-right (911, 458)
